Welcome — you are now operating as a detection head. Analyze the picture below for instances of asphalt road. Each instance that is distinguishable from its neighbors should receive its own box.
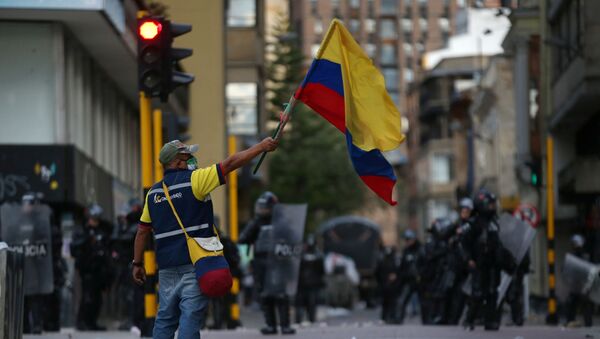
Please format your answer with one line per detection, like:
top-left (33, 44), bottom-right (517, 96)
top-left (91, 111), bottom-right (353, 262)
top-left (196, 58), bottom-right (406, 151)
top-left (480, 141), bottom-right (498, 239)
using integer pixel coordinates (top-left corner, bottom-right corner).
top-left (23, 304), bottom-right (600, 339)
top-left (23, 325), bottom-right (598, 339)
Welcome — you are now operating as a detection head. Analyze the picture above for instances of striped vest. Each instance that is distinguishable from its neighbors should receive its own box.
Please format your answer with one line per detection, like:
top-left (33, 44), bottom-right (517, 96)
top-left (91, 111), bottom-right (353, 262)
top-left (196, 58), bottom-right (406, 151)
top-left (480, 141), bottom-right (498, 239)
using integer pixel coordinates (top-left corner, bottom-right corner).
top-left (147, 169), bottom-right (216, 269)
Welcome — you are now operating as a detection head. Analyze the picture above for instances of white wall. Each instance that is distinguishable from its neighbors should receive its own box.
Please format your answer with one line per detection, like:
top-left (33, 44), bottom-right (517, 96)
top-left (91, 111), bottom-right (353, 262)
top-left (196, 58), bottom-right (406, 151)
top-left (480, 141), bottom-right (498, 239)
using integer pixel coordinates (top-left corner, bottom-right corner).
top-left (0, 21), bottom-right (140, 191)
top-left (63, 33), bottom-right (139, 190)
top-left (0, 22), bottom-right (57, 143)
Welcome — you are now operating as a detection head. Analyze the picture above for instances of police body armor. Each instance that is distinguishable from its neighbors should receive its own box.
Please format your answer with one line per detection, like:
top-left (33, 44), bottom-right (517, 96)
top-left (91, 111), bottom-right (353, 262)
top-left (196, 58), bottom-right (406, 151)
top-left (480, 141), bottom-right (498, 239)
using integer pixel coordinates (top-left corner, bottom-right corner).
top-left (254, 224), bottom-right (275, 256)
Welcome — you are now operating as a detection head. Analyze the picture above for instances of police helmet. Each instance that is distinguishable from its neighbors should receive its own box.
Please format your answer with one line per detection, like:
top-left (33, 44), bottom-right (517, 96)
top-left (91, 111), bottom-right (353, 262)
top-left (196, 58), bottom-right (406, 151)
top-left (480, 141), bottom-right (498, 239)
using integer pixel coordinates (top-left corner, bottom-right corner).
top-left (87, 204), bottom-right (103, 219)
top-left (254, 191), bottom-right (278, 217)
top-left (473, 188), bottom-right (497, 215)
top-left (459, 197), bottom-right (474, 210)
top-left (402, 229), bottom-right (417, 240)
top-left (21, 192), bottom-right (36, 205)
top-left (428, 218), bottom-right (452, 235)
top-left (571, 234), bottom-right (585, 249)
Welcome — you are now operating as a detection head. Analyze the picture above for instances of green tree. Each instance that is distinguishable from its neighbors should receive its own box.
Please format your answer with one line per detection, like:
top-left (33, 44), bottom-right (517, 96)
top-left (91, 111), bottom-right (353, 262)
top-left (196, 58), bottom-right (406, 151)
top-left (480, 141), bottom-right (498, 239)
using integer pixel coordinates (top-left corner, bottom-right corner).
top-left (266, 16), bottom-right (365, 231)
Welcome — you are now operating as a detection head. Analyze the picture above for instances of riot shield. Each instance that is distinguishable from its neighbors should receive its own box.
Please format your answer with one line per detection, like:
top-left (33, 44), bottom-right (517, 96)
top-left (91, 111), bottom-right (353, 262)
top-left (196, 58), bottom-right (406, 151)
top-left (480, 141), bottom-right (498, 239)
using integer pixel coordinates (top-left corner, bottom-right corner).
top-left (498, 213), bottom-right (536, 265)
top-left (0, 203), bottom-right (54, 295)
top-left (562, 253), bottom-right (600, 297)
top-left (263, 204), bottom-right (307, 297)
top-left (495, 214), bottom-right (536, 305)
top-left (496, 271), bottom-right (512, 306)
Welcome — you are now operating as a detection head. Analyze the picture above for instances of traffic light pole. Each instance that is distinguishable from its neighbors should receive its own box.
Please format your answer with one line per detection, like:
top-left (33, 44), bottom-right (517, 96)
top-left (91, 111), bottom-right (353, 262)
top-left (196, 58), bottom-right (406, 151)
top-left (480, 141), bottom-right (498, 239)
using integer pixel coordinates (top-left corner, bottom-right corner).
top-left (227, 135), bottom-right (241, 324)
top-left (545, 135), bottom-right (558, 324)
top-left (140, 91), bottom-right (157, 335)
top-left (153, 108), bottom-right (164, 182)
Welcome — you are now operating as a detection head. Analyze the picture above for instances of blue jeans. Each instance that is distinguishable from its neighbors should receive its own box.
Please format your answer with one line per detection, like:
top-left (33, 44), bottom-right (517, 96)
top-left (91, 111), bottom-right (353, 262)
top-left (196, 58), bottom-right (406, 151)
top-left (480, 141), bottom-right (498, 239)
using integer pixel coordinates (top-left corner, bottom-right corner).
top-left (153, 265), bottom-right (207, 339)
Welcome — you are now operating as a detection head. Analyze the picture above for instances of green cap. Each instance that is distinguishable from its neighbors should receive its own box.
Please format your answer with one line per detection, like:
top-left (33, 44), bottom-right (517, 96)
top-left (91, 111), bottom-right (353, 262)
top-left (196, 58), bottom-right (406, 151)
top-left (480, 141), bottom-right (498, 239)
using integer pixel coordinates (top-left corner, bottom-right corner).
top-left (159, 140), bottom-right (199, 165)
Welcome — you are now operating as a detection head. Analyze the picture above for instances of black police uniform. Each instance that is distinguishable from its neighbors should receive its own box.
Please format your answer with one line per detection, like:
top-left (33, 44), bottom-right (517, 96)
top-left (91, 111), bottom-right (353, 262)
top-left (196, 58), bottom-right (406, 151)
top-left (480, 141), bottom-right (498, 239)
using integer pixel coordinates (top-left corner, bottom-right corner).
top-left (239, 195), bottom-right (295, 335)
top-left (375, 247), bottom-right (400, 323)
top-left (71, 221), bottom-right (112, 331)
top-left (396, 239), bottom-right (423, 324)
top-left (462, 210), bottom-right (502, 330)
top-left (295, 242), bottom-right (324, 323)
top-left (566, 244), bottom-right (593, 327)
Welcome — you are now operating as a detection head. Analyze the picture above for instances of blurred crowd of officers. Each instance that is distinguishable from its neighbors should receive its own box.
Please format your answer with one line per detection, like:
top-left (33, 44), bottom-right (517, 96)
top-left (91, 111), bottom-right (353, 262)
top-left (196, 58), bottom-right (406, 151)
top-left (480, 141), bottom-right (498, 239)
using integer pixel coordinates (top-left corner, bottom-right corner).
top-left (8, 188), bottom-right (597, 334)
top-left (376, 189), bottom-right (528, 331)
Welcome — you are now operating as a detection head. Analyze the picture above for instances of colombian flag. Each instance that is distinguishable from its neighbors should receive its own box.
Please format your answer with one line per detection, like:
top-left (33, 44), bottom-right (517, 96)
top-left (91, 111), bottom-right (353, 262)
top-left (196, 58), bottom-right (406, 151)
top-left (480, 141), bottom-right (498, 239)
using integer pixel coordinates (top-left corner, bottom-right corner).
top-left (294, 19), bottom-right (405, 205)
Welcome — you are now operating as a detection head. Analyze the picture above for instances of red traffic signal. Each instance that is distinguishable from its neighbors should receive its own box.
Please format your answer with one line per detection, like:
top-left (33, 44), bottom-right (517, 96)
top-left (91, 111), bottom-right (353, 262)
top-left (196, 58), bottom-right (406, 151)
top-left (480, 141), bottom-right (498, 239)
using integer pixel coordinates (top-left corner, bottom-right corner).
top-left (139, 20), bottom-right (162, 40)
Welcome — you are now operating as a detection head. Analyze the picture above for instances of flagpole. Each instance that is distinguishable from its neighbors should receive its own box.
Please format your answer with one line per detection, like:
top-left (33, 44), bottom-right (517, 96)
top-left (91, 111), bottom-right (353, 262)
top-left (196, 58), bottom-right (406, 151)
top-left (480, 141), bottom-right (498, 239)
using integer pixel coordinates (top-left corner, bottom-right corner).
top-left (252, 96), bottom-right (297, 174)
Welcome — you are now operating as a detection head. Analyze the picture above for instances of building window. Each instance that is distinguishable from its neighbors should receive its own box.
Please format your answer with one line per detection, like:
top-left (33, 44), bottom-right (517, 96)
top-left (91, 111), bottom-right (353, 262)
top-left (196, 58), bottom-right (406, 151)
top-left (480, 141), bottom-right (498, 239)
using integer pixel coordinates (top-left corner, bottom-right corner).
top-left (314, 19), bottom-right (323, 34)
top-left (380, 0), bottom-right (397, 15)
top-left (403, 42), bottom-right (413, 55)
top-left (401, 18), bottom-right (413, 32)
top-left (365, 18), bottom-right (376, 33)
top-left (419, 18), bottom-right (428, 32)
top-left (551, 0), bottom-right (584, 79)
top-left (415, 42), bottom-right (425, 53)
top-left (404, 1), bottom-right (412, 18)
top-left (368, 0), bottom-right (375, 17)
top-left (431, 154), bottom-right (453, 184)
top-left (420, 5), bottom-right (428, 18)
top-left (226, 83), bottom-right (258, 136)
top-left (227, 0), bottom-right (256, 27)
top-left (364, 43), bottom-right (376, 58)
top-left (310, 0), bottom-right (318, 15)
top-left (382, 68), bottom-right (398, 90)
top-left (404, 31), bottom-right (413, 42)
top-left (350, 19), bottom-right (360, 33)
top-left (438, 18), bottom-right (450, 32)
top-left (349, 0), bottom-right (360, 8)
top-left (404, 67), bottom-right (414, 82)
top-left (380, 43), bottom-right (397, 65)
top-left (380, 19), bottom-right (397, 39)
top-left (332, 0), bottom-right (340, 11)
top-left (427, 199), bottom-right (452, 225)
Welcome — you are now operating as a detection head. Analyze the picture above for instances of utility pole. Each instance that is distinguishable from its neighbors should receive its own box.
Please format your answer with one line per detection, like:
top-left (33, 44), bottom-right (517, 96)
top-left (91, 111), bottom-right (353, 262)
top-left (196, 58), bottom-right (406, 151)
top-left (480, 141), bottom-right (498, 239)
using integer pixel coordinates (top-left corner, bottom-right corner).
top-left (545, 136), bottom-right (558, 324)
top-left (227, 134), bottom-right (240, 325)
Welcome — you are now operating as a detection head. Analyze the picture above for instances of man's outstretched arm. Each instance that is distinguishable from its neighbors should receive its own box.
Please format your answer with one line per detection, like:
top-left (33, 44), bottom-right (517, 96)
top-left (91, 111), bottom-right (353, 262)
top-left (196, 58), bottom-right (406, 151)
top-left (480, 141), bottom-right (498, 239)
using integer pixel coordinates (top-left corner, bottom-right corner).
top-left (220, 137), bottom-right (278, 176)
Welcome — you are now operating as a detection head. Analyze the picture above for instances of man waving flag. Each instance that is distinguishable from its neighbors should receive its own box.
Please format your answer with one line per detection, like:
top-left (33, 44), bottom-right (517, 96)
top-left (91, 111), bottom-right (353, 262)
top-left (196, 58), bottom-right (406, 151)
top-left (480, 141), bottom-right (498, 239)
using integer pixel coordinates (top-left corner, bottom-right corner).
top-left (294, 19), bottom-right (405, 205)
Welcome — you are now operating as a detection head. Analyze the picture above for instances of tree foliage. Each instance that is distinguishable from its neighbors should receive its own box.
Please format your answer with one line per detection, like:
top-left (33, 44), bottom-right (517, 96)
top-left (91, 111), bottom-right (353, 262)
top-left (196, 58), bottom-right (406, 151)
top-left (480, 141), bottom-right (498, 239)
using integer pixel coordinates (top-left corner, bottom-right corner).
top-left (266, 16), bottom-right (365, 231)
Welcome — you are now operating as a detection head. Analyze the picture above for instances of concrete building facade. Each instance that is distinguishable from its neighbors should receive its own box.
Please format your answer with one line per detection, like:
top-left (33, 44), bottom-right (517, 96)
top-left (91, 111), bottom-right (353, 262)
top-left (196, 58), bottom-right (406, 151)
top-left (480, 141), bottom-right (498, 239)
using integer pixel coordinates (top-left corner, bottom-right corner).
top-left (0, 0), bottom-right (144, 223)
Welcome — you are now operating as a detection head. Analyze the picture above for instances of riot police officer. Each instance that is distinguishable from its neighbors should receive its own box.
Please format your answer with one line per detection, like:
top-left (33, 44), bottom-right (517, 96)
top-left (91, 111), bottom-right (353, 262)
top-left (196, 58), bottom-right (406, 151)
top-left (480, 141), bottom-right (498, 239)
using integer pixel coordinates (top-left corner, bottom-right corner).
top-left (462, 189), bottom-right (503, 331)
top-left (376, 245), bottom-right (399, 323)
top-left (396, 229), bottom-right (423, 324)
top-left (442, 198), bottom-right (473, 325)
top-left (239, 192), bottom-right (295, 335)
top-left (295, 234), bottom-right (324, 324)
top-left (422, 218), bottom-right (454, 325)
top-left (71, 204), bottom-right (112, 331)
top-left (565, 234), bottom-right (593, 327)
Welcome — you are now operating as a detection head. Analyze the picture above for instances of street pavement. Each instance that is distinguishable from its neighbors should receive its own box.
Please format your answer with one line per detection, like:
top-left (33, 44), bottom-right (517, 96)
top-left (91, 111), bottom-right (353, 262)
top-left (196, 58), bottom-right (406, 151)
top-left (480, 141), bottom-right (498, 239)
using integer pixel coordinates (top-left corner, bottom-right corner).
top-left (22, 325), bottom-right (598, 339)
top-left (23, 305), bottom-right (599, 339)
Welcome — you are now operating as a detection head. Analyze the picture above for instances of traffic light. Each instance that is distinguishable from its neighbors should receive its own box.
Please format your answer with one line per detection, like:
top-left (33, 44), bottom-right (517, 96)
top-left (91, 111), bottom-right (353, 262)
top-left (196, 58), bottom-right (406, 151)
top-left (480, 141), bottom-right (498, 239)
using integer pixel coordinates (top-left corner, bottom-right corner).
top-left (137, 17), bottom-right (194, 102)
top-left (524, 160), bottom-right (542, 187)
top-left (138, 17), bottom-right (166, 97)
